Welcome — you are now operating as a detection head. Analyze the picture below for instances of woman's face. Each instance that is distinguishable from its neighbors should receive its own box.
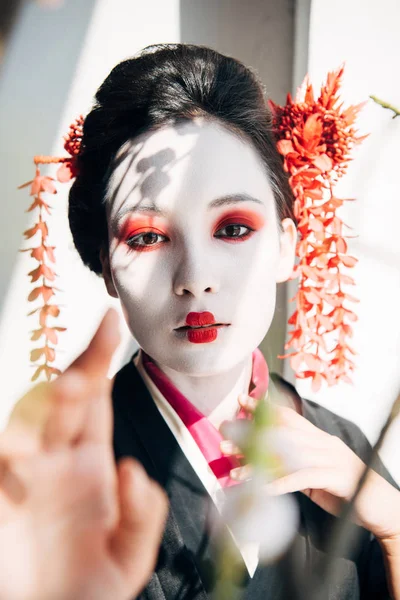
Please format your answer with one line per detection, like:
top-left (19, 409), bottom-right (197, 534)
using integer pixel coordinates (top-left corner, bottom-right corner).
top-left (102, 118), bottom-right (296, 375)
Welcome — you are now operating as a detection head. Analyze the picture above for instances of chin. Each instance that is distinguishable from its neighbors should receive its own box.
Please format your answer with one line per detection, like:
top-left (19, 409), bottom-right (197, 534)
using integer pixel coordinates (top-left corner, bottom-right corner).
top-left (148, 336), bottom-right (256, 377)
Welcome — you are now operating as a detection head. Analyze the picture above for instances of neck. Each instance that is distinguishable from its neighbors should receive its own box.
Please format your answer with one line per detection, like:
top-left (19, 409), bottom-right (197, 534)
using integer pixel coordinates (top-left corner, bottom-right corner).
top-left (149, 353), bottom-right (253, 429)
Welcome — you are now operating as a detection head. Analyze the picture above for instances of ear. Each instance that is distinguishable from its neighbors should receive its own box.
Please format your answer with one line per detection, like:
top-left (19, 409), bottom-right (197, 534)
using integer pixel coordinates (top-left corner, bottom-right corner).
top-left (99, 247), bottom-right (119, 299)
top-left (276, 218), bottom-right (297, 283)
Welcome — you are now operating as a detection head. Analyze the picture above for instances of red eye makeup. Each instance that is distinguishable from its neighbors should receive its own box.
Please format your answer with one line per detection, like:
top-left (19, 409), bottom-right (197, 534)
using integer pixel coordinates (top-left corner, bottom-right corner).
top-left (118, 215), bottom-right (169, 252)
top-left (116, 207), bottom-right (266, 251)
top-left (213, 209), bottom-right (266, 242)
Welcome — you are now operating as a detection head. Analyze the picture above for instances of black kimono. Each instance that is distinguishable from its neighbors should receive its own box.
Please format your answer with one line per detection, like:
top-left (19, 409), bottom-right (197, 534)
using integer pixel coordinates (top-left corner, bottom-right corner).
top-left (112, 354), bottom-right (397, 599)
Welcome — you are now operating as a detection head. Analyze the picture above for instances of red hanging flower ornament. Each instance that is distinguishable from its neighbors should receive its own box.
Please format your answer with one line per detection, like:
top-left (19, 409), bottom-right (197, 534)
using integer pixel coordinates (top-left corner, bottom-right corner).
top-left (57, 115), bottom-right (84, 182)
top-left (18, 115), bottom-right (83, 381)
top-left (270, 67), bottom-right (367, 392)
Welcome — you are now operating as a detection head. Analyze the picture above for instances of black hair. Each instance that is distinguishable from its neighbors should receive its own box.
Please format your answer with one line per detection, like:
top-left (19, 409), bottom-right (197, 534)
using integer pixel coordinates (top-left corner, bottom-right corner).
top-left (68, 43), bottom-right (295, 274)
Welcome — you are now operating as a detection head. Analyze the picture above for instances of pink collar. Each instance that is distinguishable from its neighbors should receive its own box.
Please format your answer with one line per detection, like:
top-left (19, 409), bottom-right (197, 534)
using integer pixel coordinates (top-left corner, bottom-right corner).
top-left (141, 349), bottom-right (269, 487)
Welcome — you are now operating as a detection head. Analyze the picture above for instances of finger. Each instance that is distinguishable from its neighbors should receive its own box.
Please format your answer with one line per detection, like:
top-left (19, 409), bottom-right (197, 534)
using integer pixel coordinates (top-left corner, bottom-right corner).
top-left (264, 467), bottom-right (337, 496)
top-left (42, 370), bottom-right (92, 450)
top-left (110, 458), bottom-right (168, 597)
top-left (272, 404), bottom-right (323, 434)
top-left (71, 309), bottom-right (120, 446)
top-left (220, 439), bottom-right (242, 456)
top-left (77, 375), bottom-right (114, 445)
top-left (237, 394), bottom-right (317, 436)
top-left (45, 309), bottom-right (120, 448)
top-left (266, 426), bottom-right (336, 471)
top-left (70, 308), bottom-right (121, 380)
top-left (238, 393), bottom-right (258, 413)
top-left (230, 464), bottom-right (253, 482)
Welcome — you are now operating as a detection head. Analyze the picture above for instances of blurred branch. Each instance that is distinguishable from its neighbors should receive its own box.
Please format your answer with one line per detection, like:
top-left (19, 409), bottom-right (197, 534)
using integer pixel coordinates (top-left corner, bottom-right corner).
top-left (370, 95), bottom-right (400, 118)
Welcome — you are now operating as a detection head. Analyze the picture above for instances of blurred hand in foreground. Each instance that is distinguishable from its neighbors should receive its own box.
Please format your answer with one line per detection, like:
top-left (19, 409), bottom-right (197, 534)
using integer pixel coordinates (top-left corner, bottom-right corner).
top-left (0, 309), bottom-right (168, 600)
top-left (222, 394), bottom-right (400, 542)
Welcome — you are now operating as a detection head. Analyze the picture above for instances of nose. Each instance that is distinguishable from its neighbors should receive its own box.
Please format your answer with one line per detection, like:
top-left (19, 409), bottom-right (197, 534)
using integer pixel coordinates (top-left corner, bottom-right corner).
top-left (172, 246), bottom-right (220, 297)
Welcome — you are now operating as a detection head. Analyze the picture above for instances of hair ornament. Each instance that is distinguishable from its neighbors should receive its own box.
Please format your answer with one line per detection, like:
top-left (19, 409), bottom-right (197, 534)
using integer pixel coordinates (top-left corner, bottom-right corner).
top-left (18, 116), bottom-right (83, 381)
top-left (270, 66), bottom-right (367, 391)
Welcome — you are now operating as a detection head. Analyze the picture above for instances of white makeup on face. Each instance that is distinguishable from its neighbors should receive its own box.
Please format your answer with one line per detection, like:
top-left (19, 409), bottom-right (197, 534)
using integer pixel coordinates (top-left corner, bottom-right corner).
top-left (103, 118), bottom-right (295, 413)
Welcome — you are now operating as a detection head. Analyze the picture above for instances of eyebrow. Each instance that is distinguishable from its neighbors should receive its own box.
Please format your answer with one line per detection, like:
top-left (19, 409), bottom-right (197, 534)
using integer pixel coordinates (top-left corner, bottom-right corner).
top-left (208, 193), bottom-right (264, 209)
top-left (112, 193), bottom-right (264, 227)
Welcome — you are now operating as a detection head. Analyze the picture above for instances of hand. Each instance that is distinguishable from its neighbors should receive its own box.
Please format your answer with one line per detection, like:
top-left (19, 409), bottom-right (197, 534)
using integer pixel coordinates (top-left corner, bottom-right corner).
top-left (0, 309), bottom-right (168, 600)
top-left (222, 395), bottom-right (400, 542)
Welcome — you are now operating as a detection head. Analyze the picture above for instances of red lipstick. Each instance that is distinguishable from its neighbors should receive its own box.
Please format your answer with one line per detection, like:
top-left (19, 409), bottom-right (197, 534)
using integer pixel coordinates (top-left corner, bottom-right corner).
top-left (186, 312), bottom-right (217, 343)
top-left (186, 312), bottom-right (216, 327)
top-left (188, 328), bottom-right (217, 343)
top-left (176, 311), bottom-right (225, 344)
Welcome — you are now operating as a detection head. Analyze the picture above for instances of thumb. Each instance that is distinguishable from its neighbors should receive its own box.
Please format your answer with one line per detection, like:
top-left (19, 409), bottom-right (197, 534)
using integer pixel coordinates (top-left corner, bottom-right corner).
top-left (110, 458), bottom-right (168, 596)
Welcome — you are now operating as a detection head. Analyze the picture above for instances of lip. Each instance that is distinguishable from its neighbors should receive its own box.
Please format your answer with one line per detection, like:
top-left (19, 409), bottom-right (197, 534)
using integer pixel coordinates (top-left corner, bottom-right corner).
top-left (174, 311), bottom-right (230, 344)
top-left (186, 326), bottom-right (220, 344)
top-left (175, 311), bottom-right (229, 330)
top-left (186, 311), bottom-right (216, 327)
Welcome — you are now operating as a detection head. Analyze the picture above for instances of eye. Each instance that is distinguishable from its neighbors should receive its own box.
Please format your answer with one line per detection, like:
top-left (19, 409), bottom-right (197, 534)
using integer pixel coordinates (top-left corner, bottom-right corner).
top-left (126, 231), bottom-right (168, 250)
top-left (214, 224), bottom-right (254, 239)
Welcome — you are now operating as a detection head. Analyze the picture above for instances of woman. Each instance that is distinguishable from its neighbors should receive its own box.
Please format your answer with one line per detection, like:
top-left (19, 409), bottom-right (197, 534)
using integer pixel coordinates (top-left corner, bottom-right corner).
top-left (67, 43), bottom-right (400, 598)
top-left (2, 43), bottom-right (400, 599)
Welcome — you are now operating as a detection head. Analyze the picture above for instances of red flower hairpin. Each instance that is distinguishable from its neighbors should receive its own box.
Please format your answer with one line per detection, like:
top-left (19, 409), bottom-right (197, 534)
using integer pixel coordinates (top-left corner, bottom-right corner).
top-left (270, 66), bottom-right (367, 391)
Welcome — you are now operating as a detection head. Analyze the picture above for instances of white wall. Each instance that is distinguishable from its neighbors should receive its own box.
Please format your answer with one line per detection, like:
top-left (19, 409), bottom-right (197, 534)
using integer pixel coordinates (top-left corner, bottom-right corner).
top-left (295, 0), bottom-right (400, 481)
